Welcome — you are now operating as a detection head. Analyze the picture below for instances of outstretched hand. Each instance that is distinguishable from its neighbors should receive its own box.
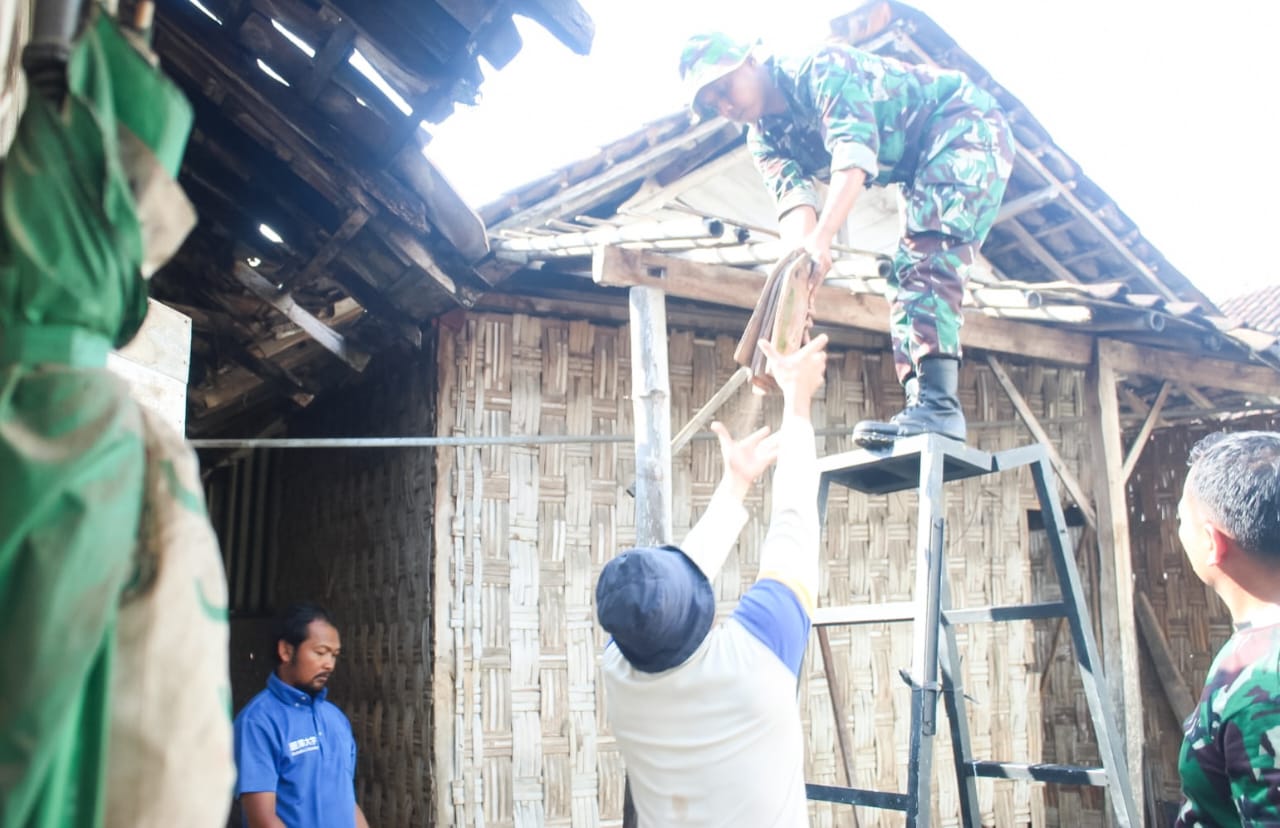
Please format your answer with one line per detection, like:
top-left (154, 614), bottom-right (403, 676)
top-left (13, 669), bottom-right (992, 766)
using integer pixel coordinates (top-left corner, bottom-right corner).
top-left (799, 231), bottom-right (834, 280)
top-left (710, 421), bottom-right (780, 501)
top-left (759, 333), bottom-right (828, 414)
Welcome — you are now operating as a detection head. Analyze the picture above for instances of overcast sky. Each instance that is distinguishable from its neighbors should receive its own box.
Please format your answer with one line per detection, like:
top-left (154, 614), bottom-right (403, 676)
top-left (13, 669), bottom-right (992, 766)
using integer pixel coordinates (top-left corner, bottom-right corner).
top-left (425, 1), bottom-right (1278, 304)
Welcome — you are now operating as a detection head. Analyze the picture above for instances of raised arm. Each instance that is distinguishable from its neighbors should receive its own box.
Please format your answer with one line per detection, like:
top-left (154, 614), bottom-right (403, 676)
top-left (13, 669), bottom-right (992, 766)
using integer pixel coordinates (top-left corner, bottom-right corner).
top-left (755, 334), bottom-right (827, 613)
top-left (679, 422), bottom-right (780, 583)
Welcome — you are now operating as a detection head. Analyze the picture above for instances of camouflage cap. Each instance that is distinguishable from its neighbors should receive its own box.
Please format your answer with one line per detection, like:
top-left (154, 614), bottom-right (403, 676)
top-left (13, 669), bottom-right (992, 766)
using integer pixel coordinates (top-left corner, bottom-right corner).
top-left (678, 32), bottom-right (753, 119)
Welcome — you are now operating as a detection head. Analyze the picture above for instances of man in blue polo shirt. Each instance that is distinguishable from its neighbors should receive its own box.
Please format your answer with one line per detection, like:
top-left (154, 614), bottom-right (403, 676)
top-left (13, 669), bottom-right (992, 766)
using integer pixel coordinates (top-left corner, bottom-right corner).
top-left (234, 603), bottom-right (370, 828)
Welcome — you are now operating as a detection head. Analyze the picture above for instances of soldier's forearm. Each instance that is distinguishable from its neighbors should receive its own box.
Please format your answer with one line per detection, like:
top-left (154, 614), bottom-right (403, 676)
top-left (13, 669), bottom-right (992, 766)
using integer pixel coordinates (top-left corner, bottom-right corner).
top-left (779, 204), bottom-right (817, 246)
top-left (814, 168), bottom-right (867, 245)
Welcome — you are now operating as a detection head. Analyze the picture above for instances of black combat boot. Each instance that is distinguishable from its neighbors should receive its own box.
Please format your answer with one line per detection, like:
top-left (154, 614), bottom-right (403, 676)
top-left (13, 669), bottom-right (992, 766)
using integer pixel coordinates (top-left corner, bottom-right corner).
top-left (853, 356), bottom-right (965, 446)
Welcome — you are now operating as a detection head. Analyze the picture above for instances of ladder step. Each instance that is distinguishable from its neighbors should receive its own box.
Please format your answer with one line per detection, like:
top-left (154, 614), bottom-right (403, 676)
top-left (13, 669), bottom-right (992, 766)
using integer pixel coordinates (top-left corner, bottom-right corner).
top-left (818, 433), bottom-right (994, 495)
top-left (943, 601), bottom-right (1067, 624)
top-left (806, 783), bottom-right (910, 811)
top-left (968, 761), bottom-right (1109, 786)
top-left (813, 600), bottom-right (1067, 627)
top-left (813, 602), bottom-right (914, 626)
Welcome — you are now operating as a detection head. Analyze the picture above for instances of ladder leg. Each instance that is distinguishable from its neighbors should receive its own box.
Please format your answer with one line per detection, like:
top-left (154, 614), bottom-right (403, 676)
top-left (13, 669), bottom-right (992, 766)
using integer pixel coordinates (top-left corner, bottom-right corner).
top-left (817, 627), bottom-right (862, 828)
top-left (1029, 457), bottom-right (1140, 827)
top-left (905, 443), bottom-right (947, 828)
top-left (939, 576), bottom-right (982, 827)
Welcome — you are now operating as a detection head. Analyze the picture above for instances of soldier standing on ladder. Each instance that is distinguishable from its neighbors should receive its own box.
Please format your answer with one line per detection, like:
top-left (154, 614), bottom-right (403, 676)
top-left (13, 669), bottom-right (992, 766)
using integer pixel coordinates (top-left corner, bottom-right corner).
top-left (679, 32), bottom-right (1014, 446)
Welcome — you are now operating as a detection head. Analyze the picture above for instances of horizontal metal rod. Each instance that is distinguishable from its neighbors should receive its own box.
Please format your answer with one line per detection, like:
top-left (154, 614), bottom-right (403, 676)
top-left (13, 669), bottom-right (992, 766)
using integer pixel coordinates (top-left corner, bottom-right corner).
top-left (967, 761), bottom-right (1109, 786)
top-left (943, 601), bottom-right (1067, 625)
top-left (190, 404), bottom-right (1270, 452)
top-left (191, 433), bottom-right (636, 449)
top-left (191, 423), bottom-right (856, 450)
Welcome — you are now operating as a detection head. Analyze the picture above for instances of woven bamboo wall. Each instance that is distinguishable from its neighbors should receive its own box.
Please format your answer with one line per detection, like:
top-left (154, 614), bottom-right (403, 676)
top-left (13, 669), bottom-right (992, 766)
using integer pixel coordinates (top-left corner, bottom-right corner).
top-left (266, 348), bottom-right (440, 828)
top-left (1127, 413), bottom-right (1280, 817)
top-left (432, 310), bottom-right (1105, 828)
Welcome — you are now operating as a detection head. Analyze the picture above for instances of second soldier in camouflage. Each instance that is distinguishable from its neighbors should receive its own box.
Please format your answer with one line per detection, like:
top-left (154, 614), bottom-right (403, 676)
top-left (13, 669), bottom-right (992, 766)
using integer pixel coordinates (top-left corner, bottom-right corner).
top-left (679, 32), bottom-right (1014, 446)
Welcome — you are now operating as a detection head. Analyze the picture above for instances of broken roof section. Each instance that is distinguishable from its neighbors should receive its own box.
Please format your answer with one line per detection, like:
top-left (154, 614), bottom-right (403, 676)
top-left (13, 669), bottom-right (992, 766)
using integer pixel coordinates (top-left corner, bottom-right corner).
top-left (146, 0), bottom-right (592, 436)
top-left (481, 1), bottom-right (1280, 381)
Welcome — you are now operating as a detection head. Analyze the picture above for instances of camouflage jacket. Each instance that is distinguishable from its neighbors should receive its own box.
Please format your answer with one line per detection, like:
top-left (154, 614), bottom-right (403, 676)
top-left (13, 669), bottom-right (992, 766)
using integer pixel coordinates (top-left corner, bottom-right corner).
top-left (746, 43), bottom-right (999, 219)
top-left (1175, 619), bottom-right (1280, 827)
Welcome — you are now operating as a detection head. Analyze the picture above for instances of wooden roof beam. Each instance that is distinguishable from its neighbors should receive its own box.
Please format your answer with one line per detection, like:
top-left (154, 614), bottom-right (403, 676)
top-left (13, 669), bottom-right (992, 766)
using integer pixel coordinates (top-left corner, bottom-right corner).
top-left (278, 206), bottom-right (373, 292)
top-left (994, 184), bottom-right (1063, 225)
top-left (591, 245), bottom-right (1095, 366)
top-left (1004, 221), bottom-right (1081, 284)
top-left (985, 354), bottom-right (1097, 525)
top-left (1105, 339), bottom-right (1280, 397)
top-left (1120, 380), bottom-right (1171, 482)
top-left (233, 263), bottom-right (371, 371)
top-left (155, 3), bottom-right (428, 233)
top-left (512, 0), bottom-right (594, 55)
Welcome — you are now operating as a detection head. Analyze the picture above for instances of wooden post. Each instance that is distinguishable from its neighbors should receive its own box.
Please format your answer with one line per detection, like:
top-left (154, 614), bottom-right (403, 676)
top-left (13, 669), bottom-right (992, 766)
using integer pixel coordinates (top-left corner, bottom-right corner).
top-left (627, 285), bottom-right (674, 546)
top-left (623, 282), bottom-right (674, 828)
top-left (1084, 340), bottom-right (1146, 815)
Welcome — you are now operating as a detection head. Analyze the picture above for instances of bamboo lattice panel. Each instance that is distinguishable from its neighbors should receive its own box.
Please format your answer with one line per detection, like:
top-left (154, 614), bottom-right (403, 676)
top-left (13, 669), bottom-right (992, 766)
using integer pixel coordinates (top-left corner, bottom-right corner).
top-left (432, 312), bottom-right (1112, 827)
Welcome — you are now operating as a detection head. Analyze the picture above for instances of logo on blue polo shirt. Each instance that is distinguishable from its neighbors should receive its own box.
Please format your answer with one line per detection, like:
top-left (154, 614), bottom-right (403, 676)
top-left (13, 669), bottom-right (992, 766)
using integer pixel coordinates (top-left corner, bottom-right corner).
top-left (288, 735), bottom-right (319, 756)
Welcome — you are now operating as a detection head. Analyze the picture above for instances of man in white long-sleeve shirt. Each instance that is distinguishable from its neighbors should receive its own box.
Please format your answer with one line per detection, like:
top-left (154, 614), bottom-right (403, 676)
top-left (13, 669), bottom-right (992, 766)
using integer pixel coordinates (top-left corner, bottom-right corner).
top-left (597, 334), bottom-right (828, 828)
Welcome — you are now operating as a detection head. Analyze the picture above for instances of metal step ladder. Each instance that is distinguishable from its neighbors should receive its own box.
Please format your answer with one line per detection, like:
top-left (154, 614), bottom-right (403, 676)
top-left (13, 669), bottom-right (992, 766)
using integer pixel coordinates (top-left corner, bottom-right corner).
top-left (805, 433), bottom-right (1139, 827)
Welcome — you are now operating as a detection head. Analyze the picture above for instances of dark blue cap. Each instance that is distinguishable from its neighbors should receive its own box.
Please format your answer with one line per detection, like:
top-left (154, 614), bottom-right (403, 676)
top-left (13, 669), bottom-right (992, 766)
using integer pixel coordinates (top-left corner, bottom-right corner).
top-left (595, 545), bottom-right (716, 673)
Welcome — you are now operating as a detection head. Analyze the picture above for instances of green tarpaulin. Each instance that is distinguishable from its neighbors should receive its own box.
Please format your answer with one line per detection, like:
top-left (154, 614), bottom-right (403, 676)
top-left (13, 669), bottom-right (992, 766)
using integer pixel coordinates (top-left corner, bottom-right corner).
top-left (0, 8), bottom-right (193, 826)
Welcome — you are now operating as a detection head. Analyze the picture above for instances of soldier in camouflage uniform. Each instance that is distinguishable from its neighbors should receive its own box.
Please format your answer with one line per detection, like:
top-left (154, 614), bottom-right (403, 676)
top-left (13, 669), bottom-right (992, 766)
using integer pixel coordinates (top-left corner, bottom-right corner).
top-left (1174, 430), bottom-right (1280, 827)
top-left (678, 33), bottom-right (1014, 445)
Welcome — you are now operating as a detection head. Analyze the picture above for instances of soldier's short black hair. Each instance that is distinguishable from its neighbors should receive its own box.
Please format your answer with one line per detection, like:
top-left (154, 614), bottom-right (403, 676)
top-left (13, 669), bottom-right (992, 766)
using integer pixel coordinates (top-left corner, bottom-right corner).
top-left (1187, 430), bottom-right (1280, 559)
top-left (273, 602), bottom-right (336, 662)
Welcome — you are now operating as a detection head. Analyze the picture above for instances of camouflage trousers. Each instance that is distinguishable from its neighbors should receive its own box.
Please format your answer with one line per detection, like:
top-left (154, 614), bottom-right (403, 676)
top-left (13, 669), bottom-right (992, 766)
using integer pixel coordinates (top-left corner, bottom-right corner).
top-left (888, 104), bottom-right (1014, 383)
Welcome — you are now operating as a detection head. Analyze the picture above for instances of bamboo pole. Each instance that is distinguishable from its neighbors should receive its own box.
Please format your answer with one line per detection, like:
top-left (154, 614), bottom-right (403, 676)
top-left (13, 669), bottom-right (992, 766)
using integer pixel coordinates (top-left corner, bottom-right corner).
top-left (493, 216), bottom-right (746, 255)
top-left (628, 285), bottom-right (674, 545)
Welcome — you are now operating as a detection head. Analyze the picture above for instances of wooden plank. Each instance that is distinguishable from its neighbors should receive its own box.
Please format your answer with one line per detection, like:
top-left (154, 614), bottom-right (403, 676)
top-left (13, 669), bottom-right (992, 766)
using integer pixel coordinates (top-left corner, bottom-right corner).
top-left (1179, 383), bottom-right (1216, 410)
top-left (1121, 381), bottom-right (1172, 483)
top-left (512, 0), bottom-right (594, 55)
top-left (430, 326), bottom-right (460, 828)
top-left (375, 220), bottom-right (482, 304)
top-left (593, 246), bottom-right (1095, 366)
top-left (278, 206), bottom-right (373, 292)
top-left (984, 355), bottom-right (1097, 527)
top-left (995, 185), bottom-right (1063, 224)
top-left (628, 285), bottom-right (673, 546)
top-left (1005, 221), bottom-right (1081, 284)
top-left (1105, 339), bottom-right (1280, 396)
top-left (1084, 342), bottom-right (1146, 813)
top-left (1134, 591), bottom-right (1197, 725)
top-left (154, 3), bottom-right (429, 233)
top-left (233, 264), bottom-right (371, 371)
top-left (298, 19), bottom-right (357, 103)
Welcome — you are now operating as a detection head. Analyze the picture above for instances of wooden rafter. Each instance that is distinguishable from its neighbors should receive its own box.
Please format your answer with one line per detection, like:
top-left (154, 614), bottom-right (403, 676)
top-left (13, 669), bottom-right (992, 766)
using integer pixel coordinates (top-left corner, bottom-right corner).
top-left (1121, 380), bottom-right (1172, 483)
top-left (984, 354), bottom-right (1097, 526)
top-left (233, 264), bottom-right (371, 371)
